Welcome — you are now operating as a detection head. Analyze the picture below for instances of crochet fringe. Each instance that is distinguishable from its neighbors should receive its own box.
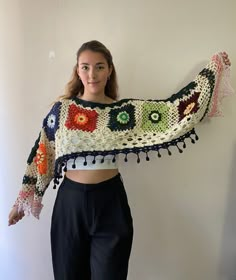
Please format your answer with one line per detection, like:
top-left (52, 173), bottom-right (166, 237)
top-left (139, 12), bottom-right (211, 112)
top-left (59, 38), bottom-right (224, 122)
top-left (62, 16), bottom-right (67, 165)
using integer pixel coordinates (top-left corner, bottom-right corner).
top-left (53, 128), bottom-right (199, 189)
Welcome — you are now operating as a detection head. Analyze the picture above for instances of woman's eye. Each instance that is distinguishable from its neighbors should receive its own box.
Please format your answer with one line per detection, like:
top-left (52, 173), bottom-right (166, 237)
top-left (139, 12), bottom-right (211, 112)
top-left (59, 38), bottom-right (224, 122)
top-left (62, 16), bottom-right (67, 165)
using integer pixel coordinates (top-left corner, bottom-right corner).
top-left (81, 65), bottom-right (104, 71)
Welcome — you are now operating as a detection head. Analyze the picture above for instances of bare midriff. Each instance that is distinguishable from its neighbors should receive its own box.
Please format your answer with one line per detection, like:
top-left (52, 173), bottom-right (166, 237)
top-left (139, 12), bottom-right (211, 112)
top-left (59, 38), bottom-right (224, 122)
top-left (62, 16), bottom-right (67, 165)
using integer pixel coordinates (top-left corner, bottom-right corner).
top-left (65, 169), bottom-right (119, 184)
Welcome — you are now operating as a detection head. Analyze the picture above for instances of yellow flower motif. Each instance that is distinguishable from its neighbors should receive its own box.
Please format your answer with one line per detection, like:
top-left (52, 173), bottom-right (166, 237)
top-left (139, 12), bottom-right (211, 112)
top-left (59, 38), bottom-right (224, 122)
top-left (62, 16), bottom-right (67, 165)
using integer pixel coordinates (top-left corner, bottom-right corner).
top-left (184, 102), bottom-right (195, 115)
top-left (74, 113), bottom-right (89, 125)
top-left (36, 150), bottom-right (45, 164)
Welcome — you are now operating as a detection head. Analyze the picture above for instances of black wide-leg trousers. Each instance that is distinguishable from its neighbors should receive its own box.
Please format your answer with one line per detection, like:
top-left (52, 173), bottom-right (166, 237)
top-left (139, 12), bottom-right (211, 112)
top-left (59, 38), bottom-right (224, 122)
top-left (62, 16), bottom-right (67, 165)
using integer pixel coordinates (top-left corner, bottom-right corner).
top-left (50, 173), bottom-right (133, 280)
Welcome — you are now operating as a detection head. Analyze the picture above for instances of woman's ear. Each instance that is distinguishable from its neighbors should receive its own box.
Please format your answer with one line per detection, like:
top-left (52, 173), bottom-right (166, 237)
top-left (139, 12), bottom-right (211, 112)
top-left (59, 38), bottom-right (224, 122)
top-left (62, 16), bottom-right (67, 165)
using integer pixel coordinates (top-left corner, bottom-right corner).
top-left (109, 66), bottom-right (113, 76)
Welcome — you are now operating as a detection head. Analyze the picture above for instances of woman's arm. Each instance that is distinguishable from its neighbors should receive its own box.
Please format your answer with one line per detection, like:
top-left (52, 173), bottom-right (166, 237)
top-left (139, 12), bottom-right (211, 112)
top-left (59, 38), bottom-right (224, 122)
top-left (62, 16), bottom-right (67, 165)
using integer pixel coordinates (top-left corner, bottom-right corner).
top-left (11, 101), bottom-right (62, 220)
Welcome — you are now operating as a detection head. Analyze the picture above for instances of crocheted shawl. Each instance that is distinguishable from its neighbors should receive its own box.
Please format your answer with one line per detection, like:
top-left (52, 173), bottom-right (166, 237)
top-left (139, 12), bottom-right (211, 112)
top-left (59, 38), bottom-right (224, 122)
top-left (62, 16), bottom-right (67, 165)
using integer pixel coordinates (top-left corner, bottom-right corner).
top-left (14, 53), bottom-right (234, 219)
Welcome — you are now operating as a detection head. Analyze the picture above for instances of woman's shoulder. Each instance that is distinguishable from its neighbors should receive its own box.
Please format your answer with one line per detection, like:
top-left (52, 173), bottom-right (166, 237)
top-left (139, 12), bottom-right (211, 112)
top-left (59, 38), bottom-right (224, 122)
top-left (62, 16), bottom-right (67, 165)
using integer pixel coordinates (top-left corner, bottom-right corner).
top-left (106, 97), bottom-right (118, 104)
top-left (47, 97), bottom-right (70, 114)
top-left (55, 97), bottom-right (71, 106)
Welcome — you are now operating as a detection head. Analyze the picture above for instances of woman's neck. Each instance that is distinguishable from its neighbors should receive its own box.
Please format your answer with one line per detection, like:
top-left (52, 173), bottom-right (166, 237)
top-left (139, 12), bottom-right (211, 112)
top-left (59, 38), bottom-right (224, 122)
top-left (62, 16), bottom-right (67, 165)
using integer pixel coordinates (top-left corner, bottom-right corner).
top-left (77, 93), bottom-right (113, 104)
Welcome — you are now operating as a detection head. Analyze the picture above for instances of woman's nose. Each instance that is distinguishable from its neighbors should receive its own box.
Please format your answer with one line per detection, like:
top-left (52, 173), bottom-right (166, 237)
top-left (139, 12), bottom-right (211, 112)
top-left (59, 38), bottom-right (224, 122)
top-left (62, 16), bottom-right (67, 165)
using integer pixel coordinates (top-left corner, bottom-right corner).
top-left (89, 69), bottom-right (97, 79)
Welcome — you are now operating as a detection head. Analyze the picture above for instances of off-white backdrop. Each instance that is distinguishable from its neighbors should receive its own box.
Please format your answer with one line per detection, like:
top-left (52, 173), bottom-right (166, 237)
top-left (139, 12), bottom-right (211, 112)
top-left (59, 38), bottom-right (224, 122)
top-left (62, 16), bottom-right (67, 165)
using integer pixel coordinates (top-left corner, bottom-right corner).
top-left (1, 0), bottom-right (236, 279)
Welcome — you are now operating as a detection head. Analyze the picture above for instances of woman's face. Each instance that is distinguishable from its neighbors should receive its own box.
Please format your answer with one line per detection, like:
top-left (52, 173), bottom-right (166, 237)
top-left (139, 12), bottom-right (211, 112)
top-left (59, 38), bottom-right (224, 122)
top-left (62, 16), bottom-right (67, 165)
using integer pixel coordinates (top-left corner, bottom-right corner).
top-left (77, 50), bottom-right (112, 97)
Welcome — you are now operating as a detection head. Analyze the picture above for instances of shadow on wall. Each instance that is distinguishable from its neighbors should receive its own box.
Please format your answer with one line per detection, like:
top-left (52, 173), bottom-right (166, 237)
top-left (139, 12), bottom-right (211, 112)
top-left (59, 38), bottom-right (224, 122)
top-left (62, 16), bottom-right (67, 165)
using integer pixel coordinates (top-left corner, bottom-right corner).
top-left (219, 142), bottom-right (236, 280)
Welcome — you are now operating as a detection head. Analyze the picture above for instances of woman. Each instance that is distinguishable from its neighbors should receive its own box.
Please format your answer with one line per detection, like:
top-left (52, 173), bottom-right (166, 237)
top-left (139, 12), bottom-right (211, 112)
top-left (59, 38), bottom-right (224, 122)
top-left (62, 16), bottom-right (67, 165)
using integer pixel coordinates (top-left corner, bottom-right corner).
top-left (8, 40), bottom-right (232, 280)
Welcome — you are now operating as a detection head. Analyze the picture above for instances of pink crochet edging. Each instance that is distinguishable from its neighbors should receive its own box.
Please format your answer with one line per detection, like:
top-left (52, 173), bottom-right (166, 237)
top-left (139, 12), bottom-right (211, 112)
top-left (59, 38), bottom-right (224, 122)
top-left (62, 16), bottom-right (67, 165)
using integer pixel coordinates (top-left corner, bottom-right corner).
top-left (14, 199), bottom-right (43, 220)
top-left (208, 53), bottom-right (234, 117)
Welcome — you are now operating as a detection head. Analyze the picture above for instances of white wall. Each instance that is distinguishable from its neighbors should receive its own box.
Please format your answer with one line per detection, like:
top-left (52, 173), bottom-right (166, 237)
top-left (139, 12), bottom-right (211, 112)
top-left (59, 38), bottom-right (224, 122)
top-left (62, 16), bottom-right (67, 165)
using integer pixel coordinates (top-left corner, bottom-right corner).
top-left (1, 0), bottom-right (236, 279)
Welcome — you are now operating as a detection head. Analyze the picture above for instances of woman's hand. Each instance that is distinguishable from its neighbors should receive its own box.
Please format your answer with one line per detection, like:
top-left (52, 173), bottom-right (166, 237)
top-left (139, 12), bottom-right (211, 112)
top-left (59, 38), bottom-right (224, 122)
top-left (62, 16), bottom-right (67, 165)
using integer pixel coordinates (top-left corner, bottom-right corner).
top-left (8, 206), bottom-right (25, 226)
top-left (221, 51), bottom-right (231, 66)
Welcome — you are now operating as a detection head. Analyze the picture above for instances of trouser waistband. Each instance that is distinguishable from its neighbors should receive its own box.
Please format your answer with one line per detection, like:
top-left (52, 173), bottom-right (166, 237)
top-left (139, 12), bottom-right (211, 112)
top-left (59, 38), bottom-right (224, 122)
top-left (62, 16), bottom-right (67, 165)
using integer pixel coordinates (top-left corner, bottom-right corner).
top-left (61, 172), bottom-right (123, 192)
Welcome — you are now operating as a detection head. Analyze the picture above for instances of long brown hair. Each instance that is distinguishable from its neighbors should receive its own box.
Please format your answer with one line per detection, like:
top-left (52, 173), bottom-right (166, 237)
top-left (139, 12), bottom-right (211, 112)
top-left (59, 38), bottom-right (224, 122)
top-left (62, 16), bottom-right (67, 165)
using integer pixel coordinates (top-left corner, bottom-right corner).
top-left (59, 40), bottom-right (119, 101)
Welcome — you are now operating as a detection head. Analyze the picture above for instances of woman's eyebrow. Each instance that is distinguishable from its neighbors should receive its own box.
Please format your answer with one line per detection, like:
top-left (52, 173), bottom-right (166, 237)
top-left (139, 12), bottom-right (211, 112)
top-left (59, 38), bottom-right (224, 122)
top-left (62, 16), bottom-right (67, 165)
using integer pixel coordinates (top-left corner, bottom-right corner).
top-left (80, 62), bottom-right (106, 65)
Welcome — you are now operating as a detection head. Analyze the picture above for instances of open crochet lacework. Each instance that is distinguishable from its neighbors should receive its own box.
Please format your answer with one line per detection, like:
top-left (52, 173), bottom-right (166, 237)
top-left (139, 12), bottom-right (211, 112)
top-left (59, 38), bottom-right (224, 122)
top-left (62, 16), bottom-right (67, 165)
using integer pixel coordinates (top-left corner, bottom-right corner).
top-left (14, 52), bottom-right (234, 218)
